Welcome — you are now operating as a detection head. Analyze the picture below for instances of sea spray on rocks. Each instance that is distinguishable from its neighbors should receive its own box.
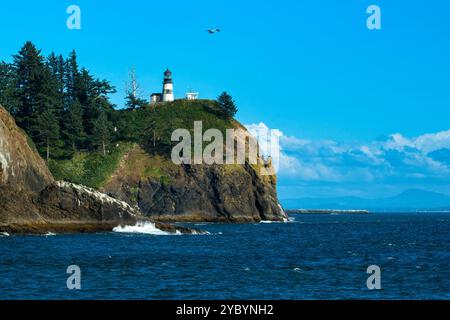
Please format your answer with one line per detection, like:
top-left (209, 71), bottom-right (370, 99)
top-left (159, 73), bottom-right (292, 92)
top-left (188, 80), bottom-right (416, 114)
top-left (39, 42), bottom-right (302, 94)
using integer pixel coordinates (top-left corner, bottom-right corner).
top-left (113, 221), bottom-right (210, 236)
top-left (113, 222), bottom-right (181, 236)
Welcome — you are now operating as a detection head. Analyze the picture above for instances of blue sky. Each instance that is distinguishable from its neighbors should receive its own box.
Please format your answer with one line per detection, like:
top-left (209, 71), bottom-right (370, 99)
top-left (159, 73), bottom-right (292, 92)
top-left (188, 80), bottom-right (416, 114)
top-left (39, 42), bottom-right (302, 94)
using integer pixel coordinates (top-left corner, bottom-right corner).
top-left (1, 0), bottom-right (449, 199)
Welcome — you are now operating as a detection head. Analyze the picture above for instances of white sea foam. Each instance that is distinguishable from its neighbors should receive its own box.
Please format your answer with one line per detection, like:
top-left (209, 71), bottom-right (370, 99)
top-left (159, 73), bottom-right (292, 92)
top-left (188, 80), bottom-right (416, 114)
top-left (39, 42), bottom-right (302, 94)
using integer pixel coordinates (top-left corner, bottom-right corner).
top-left (0, 232), bottom-right (10, 237)
top-left (113, 222), bottom-right (214, 236)
top-left (44, 232), bottom-right (56, 237)
top-left (260, 218), bottom-right (292, 224)
top-left (113, 222), bottom-right (181, 236)
top-left (192, 230), bottom-right (212, 235)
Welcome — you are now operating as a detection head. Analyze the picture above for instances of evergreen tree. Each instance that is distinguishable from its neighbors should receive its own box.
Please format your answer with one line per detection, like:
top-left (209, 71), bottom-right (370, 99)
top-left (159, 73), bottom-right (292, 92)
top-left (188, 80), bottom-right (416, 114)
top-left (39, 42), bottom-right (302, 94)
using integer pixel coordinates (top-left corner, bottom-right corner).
top-left (12, 41), bottom-right (46, 129)
top-left (92, 111), bottom-right (111, 156)
top-left (34, 109), bottom-right (60, 161)
top-left (76, 68), bottom-right (93, 107)
top-left (47, 52), bottom-right (65, 97)
top-left (125, 68), bottom-right (147, 109)
top-left (63, 100), bottom-right (85, 151)
top-left (125, 92), bottom-right (147, 110)
top-left (2, 42), bottom-right (119, 159)
top-left (46, 52), bottom-right (65, 123)
top-left (64, 50), bottom-right (79, 105)
top-left (84, 74), bottom-right (116, 140)
top-left (93, 78), bottom-right (116, 101)
top-left (217, 92), bottom-right (238, 118)
top-left (57, 54), bottom-right (66, 95)
top-left (0, 61), bottom-right (19, 113)
top-left (113, 111), bottom-right (140, 142)
top-left (12, 42), bottom-right (62, 159)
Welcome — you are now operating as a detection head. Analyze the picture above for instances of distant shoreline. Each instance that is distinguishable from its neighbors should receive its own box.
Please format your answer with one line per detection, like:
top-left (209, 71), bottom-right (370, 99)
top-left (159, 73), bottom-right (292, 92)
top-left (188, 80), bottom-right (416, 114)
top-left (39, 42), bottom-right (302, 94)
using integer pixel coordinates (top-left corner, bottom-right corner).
top-left (286, 209), bottom-right (370, 215)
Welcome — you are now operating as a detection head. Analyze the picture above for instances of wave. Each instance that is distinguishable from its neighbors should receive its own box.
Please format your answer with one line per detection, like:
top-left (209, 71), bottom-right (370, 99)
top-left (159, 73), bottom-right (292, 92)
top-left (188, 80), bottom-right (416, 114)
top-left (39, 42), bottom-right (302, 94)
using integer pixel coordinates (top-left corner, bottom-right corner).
top-left (193, 230), bottom-right (214, 235)
top-left (44, 232), bottom-right (56, 237)
top-left (113, 222), bottom-right (181, 236)
top-left (260, 218), bottom-right (293, 224)
top-left (0, 232), bottom-right (10, 237)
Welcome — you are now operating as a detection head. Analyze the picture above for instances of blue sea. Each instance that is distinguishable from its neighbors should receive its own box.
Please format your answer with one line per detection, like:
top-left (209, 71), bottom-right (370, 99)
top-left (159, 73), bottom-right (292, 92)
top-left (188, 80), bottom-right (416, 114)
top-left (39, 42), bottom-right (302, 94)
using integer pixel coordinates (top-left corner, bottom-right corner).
top-left (0, 212), bottom-right (449, 300)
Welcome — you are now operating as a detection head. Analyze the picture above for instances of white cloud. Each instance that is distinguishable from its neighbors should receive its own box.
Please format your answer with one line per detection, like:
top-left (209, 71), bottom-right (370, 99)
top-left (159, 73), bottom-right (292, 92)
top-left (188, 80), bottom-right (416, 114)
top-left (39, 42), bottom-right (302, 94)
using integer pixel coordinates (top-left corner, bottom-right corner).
top-left (382, 130), bottom-right (450, 153)
top-left (245, 123), bottom-right (450, 183)
top-left (414, 130), bottom-right (450, 153)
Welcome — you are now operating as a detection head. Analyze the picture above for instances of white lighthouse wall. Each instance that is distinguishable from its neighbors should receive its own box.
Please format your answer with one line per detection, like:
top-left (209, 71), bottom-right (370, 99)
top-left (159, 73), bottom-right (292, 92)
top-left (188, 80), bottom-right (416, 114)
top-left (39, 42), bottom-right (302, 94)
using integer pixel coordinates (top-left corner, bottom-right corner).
top-left (163, 83), bottom-right (174, 102)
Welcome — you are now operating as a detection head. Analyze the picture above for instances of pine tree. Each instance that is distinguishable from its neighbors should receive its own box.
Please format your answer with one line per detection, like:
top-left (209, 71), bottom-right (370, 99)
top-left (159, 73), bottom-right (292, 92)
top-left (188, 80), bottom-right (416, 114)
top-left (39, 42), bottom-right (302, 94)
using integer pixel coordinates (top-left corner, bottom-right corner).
top-left (34, 109), bottom-right (60, 161)
top-left (217, 92), bottom-right (238, 118)
top-left (84, 74), bottom-right (116, 141)
top-left (92, 111), bottom-right (111, 156)
top-left (125, 68), bottom-right (147, 109)
top-left (63, 100), bottom-right (85, 151)
top-left (4, 43), bottom-right (119, 159)
top-left (125, 92), bottom-right (147, 110)
top-left (46, 52), bottom-right (65, 124)
top-left (64, 50), bottom-right (79, 105)
top-left (12, 42), bottom-right (63, 159)
top-left (76, 68), bottom-right (93, 107)
top-left (12, 41), bottom-right (46, 129)
top-left (0, 61), bottom-right (19, 113)
top-left (57, 54), bottom-right (66, 95)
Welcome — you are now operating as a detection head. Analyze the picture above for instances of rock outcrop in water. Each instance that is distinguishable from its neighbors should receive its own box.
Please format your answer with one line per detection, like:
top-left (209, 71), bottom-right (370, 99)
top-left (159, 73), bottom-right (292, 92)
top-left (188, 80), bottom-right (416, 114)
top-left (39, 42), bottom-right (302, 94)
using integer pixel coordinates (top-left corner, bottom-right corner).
top-left (0, 106), bottom-right (196, 234)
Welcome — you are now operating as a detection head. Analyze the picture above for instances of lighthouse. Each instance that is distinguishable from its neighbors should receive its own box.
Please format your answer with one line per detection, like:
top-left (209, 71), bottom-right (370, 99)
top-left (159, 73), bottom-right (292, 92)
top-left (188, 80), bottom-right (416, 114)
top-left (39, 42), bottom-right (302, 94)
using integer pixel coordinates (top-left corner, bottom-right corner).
top-left (162, 68), bottom-right (174, 102)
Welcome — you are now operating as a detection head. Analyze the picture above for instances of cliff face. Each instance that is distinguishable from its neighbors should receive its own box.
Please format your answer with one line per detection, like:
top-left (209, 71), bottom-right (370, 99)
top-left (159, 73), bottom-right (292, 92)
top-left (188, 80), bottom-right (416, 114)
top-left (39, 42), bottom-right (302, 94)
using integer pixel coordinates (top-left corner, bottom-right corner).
top-left (102, 144), bottom-right (286, 223)
top-left (0, 107), bottom-right (54, 223)
top-left (0, 107), bottom-right (139, 231)
top-left (0, 108), bottom-right (53, 192)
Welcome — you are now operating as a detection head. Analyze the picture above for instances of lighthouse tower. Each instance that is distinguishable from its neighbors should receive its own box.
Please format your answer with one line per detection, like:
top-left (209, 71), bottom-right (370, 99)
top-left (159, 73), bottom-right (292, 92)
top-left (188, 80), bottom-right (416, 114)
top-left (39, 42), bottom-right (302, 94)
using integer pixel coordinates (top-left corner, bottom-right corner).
top-left (162, 69), bottom-right (174, 102)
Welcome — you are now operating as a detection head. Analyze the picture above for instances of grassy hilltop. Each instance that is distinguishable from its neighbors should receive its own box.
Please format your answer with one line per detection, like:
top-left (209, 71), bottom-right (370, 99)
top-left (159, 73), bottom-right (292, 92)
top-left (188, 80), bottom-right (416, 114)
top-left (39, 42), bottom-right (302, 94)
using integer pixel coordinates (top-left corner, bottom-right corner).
top-left (49, 99), bottom-right (239, 189)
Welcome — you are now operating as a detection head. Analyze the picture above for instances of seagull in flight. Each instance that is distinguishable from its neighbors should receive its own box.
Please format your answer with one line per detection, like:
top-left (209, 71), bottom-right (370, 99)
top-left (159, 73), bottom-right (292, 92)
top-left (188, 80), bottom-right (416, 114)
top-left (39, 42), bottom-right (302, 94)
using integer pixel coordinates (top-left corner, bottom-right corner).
top-left (207, 28), bottom-right (221, 34)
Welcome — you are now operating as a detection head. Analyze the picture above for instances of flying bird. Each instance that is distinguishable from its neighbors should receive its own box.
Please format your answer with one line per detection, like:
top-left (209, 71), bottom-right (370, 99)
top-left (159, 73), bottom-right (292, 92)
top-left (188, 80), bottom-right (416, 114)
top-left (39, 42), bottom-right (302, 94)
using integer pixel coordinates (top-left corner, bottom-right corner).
top-left (207, 28), bottom-right (221, 34)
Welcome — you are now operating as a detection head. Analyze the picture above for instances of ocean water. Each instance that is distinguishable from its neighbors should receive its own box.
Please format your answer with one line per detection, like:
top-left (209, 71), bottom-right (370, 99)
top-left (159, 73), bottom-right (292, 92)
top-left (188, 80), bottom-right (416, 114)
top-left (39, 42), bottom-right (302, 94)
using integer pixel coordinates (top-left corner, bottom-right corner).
top-left (0, 212), bottom-right (449, 300)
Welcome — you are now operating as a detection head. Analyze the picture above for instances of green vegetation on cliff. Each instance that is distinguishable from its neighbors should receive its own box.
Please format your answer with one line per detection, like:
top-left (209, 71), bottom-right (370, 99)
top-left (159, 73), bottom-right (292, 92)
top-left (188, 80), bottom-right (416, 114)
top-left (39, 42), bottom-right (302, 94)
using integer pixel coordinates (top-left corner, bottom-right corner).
top-left (48, 143), bottom-right (133, 189)
top-left (48, 100), bottom-right (240, 188)
top-left (117, 99), bottom-right (237, 155)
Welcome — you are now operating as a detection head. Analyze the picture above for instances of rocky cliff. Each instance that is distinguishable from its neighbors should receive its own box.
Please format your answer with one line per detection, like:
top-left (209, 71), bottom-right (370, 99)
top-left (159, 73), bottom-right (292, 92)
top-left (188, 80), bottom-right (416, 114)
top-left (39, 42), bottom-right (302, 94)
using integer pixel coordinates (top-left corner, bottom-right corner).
top-left (102, 144), bottom-right (286, 223)
top-left (0, 106), bottom-right (54, 224)
top-left (1, 102), bottom-right (286, 230)
top-left (0, 106), bottom-right (195, 234)
top-left (50, 100), bottom-right (287, 223)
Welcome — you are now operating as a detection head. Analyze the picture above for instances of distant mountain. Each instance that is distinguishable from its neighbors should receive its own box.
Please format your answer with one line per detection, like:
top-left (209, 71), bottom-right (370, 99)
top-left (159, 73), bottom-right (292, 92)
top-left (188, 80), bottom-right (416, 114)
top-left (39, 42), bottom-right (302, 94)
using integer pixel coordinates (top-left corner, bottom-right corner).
top-left (282, 189), bottom-right (450, 212)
